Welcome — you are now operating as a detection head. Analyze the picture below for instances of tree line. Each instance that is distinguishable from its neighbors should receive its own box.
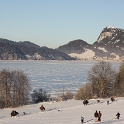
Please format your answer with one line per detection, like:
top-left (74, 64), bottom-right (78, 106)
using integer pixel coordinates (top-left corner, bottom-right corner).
top-left (0, 68), bottom-right (70, 108)
top-left (1, 60), bottom-right (124, 108)
top-left (74, 60), bottom-right (124, 100)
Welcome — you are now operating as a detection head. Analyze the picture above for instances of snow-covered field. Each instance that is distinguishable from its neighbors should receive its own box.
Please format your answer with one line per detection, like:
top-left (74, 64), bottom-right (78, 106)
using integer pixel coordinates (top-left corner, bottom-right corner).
top-left (0, 97), bottom-right (124, 124)
top-left (0, 60), bottom-right (123, 123)
top-left (0, 60), bottom-right (120, 97)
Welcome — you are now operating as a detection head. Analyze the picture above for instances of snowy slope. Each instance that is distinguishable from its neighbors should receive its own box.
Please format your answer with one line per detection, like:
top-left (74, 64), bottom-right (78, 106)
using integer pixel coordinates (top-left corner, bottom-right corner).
top-left (69, 49), bottom-right (95, 59)
top-left (0, 97), bottom-right (124, 124)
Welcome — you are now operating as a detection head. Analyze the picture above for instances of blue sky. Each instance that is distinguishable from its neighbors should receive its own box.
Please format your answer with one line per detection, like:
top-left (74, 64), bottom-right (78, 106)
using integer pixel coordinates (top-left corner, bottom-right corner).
top-left (0, 0), bottom-right (124, 48)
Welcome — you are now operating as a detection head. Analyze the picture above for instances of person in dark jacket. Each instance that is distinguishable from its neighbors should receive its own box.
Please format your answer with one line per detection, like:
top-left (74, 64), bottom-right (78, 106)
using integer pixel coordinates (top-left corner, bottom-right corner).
top-left (81, 116), bottom-right (84, 123)
top-left (94, 110), bottom-right (98, 122)
top-left (116, 112), bottom-right (120, 119)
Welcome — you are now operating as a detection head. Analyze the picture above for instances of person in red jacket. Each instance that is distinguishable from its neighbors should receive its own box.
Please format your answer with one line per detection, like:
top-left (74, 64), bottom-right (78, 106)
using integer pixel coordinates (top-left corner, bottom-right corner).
top-left (98, 111), bottom-right (102, 122)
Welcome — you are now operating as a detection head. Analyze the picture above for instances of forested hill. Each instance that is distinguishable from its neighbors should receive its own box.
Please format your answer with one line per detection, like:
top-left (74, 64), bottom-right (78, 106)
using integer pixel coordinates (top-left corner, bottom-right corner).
top-left (0, 26), bottom-right (124, 60)
top-left (0, 38), bottom-right (76, 60)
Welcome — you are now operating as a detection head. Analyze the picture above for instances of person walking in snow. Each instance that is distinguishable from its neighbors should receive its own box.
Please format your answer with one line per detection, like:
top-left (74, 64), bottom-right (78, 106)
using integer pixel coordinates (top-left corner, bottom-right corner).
top-left (81, 116), bottom-right (84, 123)
top-left (98, 111), bottom-right (102, 122)
top-left (107, 100), bottom-right (109, 105)
top-left (116, 112), bottom-right (120, 119)
top-left (94, 110), bottom-right (98, 122)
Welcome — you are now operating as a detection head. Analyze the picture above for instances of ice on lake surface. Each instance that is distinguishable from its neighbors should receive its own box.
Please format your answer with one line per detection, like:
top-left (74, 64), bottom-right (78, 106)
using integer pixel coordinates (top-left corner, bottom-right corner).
top-left (0, 60), bottom-right (120, 97)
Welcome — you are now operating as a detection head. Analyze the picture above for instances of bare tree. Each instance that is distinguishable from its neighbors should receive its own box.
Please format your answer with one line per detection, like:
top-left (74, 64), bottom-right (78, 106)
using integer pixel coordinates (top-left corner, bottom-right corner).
top-left (0, 69), bottom-right (11, 108)
top-left (60, 91), bottom-right (73, 100)
top-left (88, 61), bottom-right (117, 98)
top-left (11, 70), bottom-right (30, 107)
top-left (0, 69), bottom-right (30, 108)
top-left (116, 60), bottom-right (124, 96)
top-left (74, 83), bottom-right (92, 100)
top-left (64, 91), bottom-right (73, 100)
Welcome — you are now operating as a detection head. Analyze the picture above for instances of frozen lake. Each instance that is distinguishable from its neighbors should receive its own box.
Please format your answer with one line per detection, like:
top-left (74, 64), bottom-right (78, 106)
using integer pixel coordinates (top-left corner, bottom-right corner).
top-left (0, 60), bottom-right (121, 97)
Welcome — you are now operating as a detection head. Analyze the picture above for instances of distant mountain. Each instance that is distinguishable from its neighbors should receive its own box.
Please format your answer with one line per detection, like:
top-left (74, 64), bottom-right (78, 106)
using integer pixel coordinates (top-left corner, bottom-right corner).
top-left (0, 42), bottom-right (27, 60)
top-left (0, 38), bottom-right (40, 48)
top-left (0, 39), bottom-right (76, 60)
top-left (0, 26), bottom-right (124, 61)
top-left (94, 26), bottom-right (124, 47)
top-left (92, 26), bottom-right (124, 60)
top-left (56, 39), bottom-right (91, 54)
top-left (17, 41), bottom-right (40, 48)
top-left (0, 38), bottom-right (16, 44)
top-left (57, 26), bottom-right (124, 61)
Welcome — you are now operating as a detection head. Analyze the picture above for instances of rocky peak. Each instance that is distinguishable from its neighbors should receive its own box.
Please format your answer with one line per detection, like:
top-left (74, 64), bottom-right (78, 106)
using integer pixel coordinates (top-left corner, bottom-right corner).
top-left (96, 26), bottom-right (124, 47)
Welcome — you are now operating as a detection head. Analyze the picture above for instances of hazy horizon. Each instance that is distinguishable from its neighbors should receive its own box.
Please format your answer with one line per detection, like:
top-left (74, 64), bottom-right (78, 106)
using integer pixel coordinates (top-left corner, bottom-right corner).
top-left (0, 0), bottom-right (124, 48)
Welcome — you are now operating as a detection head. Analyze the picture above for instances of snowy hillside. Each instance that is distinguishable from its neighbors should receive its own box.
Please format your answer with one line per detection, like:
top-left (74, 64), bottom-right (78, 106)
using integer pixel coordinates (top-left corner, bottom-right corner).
top-left (69, 49), bottom-right (95, 60)
top-left (0, 97), bottom-right (124, 124)
top-left (57, 27), bottom-right (124, 61)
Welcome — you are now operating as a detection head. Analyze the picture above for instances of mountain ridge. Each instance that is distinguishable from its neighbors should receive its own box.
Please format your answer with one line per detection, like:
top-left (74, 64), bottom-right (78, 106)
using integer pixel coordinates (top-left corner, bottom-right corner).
top-left (0, 26), bottom-right (124, 61)
top-left (57, 26), bottom-right (124, 61)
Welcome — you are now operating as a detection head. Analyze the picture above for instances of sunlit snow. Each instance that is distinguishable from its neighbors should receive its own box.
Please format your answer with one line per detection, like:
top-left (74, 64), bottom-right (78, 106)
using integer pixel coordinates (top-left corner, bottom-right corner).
top-left (0, 97), bottom-right (124, 124)
top-left (0, 60), bottom-right (123, 124)
top-left (69, 49), bottom-right (95, 59)
top-left (98, 47), bottom-right (108, 52)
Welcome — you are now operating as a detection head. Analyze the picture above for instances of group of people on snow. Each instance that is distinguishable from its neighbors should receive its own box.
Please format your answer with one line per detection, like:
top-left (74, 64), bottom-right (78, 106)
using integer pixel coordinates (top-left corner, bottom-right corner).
top-left (10, 104), bottom-right (46, 118)
top-left (93, 110), bottom-right (120, 122)
top-left (11, 110), bottom-right (19, 117)
top-left (81, 98), bottom-right (121, 123)
top-left (83, 99), bottom-right (89, 106)
top-left (94, 110), bottom-right (102, 122)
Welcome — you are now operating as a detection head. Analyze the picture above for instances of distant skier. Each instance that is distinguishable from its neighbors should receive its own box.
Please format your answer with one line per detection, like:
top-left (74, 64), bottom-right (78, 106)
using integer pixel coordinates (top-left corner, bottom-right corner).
top-left (94, 110), bottom-right (98, 122)
top-left (116, 112), bottom-right (120, 119)
top-left (83, 99), bottom-right (89, 105)
top-left (39, 104), bottom-right (45, 111)
top-left (107, 100), bottom-right (109, 105)
top-left (81, 116), bottom-right (84, 123)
